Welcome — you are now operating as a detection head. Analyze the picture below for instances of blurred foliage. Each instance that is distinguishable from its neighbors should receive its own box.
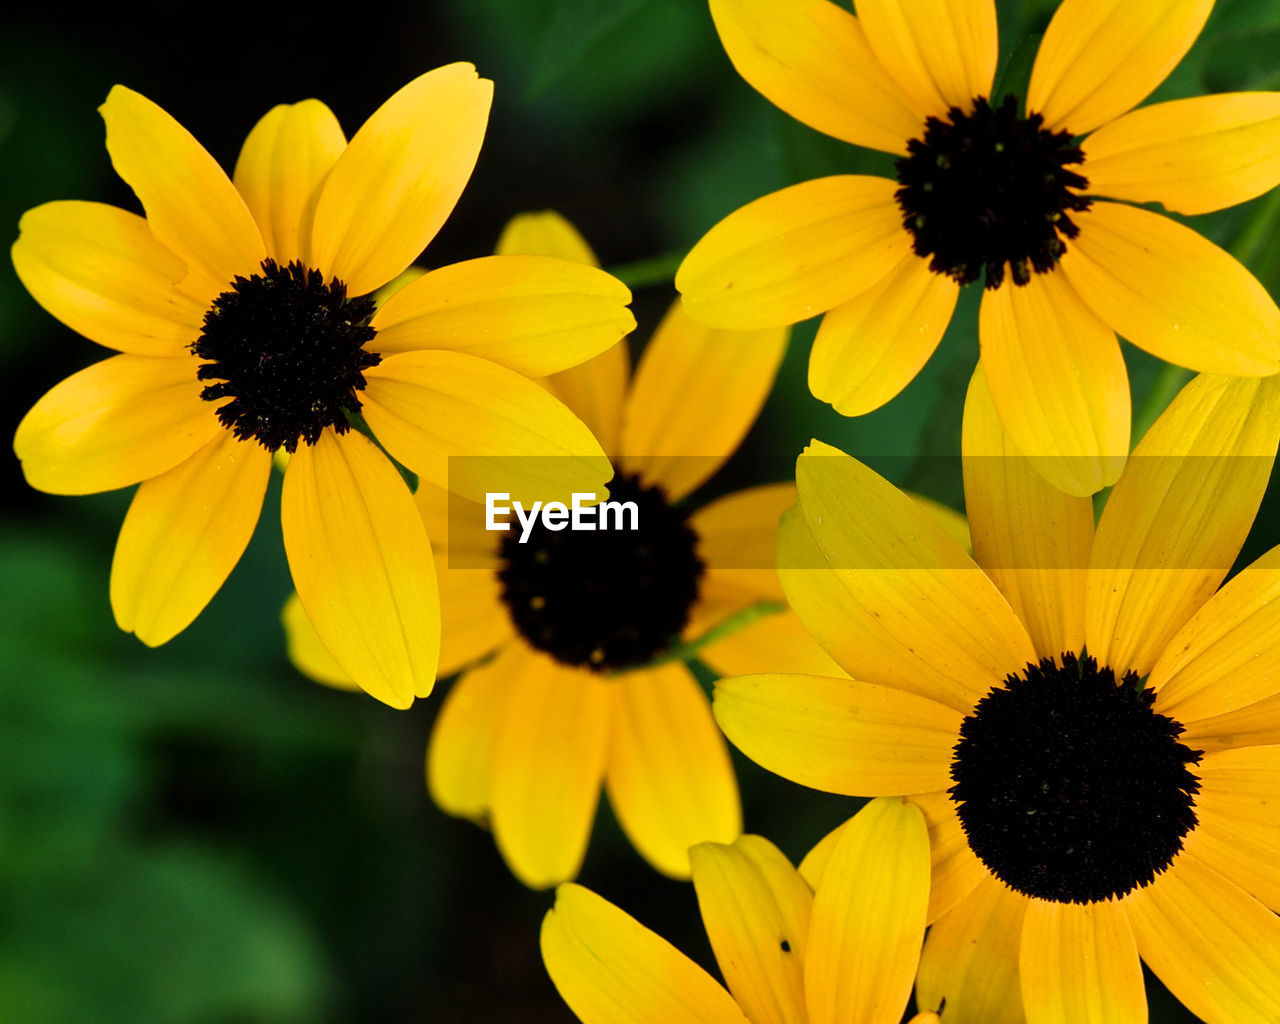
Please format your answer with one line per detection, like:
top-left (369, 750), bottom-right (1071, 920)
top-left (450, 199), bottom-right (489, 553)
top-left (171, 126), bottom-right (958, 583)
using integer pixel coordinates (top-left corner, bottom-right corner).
top-left (4, 0), bottom-right (1280, 1020)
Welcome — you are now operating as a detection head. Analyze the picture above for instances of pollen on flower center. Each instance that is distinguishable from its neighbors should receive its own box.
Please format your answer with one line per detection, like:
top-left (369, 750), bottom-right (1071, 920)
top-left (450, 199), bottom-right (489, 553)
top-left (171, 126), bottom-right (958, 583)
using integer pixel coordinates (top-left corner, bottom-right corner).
top-left (192, 259), bottom-right (381, 453)
top-left (895, 95), bottom-right (1091, 289)
top-left (949, 652), bottom-right (1202, 905)
top-left (496, 472), bottom-right (705, 672)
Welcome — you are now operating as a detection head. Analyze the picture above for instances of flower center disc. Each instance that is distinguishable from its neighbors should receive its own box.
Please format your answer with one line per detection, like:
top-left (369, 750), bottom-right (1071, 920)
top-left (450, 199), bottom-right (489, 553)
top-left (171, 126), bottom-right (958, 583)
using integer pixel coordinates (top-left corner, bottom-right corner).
top-left (895, 95), bottom-right (1090, 289)
top-left (497, 472), bottom-right (705, 672)
top-left (192, 259), bottom-right (380, 452)
top-left (949, 653), bottom-right (1202, 904)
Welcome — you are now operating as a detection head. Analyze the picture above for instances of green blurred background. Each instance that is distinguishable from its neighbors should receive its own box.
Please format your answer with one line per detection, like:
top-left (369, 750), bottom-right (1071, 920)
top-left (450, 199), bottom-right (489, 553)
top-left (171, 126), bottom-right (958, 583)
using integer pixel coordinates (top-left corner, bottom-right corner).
top-left (3, 1), bottom-right (1280, 1020)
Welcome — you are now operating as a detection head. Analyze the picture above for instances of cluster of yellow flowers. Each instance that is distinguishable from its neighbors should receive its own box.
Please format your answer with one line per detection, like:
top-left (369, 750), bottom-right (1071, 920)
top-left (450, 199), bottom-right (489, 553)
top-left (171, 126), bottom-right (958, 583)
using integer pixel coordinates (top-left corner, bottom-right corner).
top-left (13, 0), bottom-right (1280, 1021)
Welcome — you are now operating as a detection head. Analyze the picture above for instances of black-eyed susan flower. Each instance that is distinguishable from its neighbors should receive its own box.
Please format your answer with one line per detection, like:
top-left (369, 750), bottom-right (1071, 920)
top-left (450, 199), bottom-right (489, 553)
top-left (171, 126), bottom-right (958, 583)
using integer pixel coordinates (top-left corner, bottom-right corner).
top-left (679, 0), bottom-right (1280, 496)
top-left (283, 210), bottom-right (869, 887)
top-left (715, 370), bottom-right (1280, 1023)
top-left (541, 798), bottom-right (938, 1024)
top-left (13, 68), bottom-right (634, 710)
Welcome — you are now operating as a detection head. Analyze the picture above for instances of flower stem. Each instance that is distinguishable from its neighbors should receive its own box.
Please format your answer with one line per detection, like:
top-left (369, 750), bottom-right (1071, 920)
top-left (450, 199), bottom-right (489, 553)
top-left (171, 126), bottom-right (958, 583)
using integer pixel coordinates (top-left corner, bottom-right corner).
top-left (606, 251), bottom-right (686, 291)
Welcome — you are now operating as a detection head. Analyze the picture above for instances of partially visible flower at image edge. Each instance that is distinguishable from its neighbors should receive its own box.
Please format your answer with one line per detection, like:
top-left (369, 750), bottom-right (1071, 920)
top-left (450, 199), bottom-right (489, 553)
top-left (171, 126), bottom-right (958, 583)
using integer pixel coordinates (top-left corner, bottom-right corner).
top-left (542, 798), bottom-right (941, 1024)
top-left (715, 368), bottom-right (1280, 1023)
top-left (12, 66), bottom-right (635, 709)
top-left (679, 0), bottom-right (1280, 496)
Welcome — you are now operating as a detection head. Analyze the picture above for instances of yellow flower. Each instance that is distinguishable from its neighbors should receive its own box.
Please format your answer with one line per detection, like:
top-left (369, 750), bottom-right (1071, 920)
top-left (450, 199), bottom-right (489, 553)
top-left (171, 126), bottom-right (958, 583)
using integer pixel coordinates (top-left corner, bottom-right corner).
top-left (679, 0), bottom-right (1280, 496)
top-left (542, 799), bottom-right (938, 1024)
top-left (284, 210), bottom-right (858, 887)
top-left (13, 68), bottom-right (634, 710)
top-left (715, 370), bottom-right (1280, 1023)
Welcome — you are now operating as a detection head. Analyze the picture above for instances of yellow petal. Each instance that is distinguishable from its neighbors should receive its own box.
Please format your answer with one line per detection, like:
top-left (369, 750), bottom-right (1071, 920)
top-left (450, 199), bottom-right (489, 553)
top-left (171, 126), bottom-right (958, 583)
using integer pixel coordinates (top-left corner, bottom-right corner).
top-left (689, 835), bottom-right (812, 1024)
top-left (605, 663), bottom-right (741, 879)
top-left (676, 176), bottom-right (909, 330)
top-left (916, 875), bottom-right (1028, 1024)
top-left (1083, 92), bottom-right (1280, 216)
top-left (707, 0), bottom-right (920, 154)
top-left (619, 301), bottom-right (786, 500)
top-left (909, 790), bottom-right (988, 925)
top-left (855, 0), bottom-right (998, 120)
top-left (541, 883), bottom-right (751, 1024)
top-left (1062, 202), bottom-right (1280, 376)
top-left (370, 254), bottom-right (634, 375)
top-left (309, 64), bottom-right (493, 297)
top-left (111, 431), bottom-right (269, 645)
top-left (690, 483), bottom-right (796, 606)
top-left (436, 566), bottom-right (512, 677)
top-left (712, 673), bottom-right (962, 795)
top-left (962, 366), bottom-right (1094, 658)
top-left (412, 479), bottom-right (500, 570)
top-left (1127, 852), bottom-right (1280, 1024)
top-left (804, 798), bottom-right (930, 1024)
top-left (978, 270), bottom-right (1129, 496)
top-left (361, 350), bottom-right (611, 506)
top-left (489, 650), bottom-right (610, 888)
top-left (1187, 746), bottom-right (1280, 910)
top-left (697, 609), bottom-right (846, 679)
top-left (232, 99), bottom-right (346, 265)
top-left (543, 340), bottom-right (631, 457)
top-left (1019, 900), bottom-right (1146, 1024)
top-left (1183, 690), bottom-right (1280, 755)
top-left (495, 210), bottom-right (599, 264)
top-left (14, 354), bottom-right (219, 495)
top-left (1149, 546), bottom-right (1280, 721)
top-left (1086, 374), bottom-right (1280, 676)
top-left (280, 429), bottom-right (440, 709)
top-left (12, 201), bottom-right (206, 356)
top-left (809, 252), bottom-right (959, 417)
top-left (426, 647), bottom-right (514, 822)
top-left (281, 592), bottom-right (359, 692)
top-left (100, 85), bottom-right (265, 294)
top-left (789, 441), bottom-right (1036, 713)
top-left (1027, 0), bottom-right (1214, 136)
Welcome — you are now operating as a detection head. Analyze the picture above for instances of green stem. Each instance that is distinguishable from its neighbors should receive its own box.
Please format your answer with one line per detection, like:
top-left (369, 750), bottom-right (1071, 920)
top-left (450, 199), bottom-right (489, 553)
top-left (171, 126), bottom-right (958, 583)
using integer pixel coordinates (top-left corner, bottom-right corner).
top-left (1228, 186), bottom-right (1280, 270)
top-left (606, 251), bottom-right (686, 291)
top-left (616, 600), bottom-right (786, 674)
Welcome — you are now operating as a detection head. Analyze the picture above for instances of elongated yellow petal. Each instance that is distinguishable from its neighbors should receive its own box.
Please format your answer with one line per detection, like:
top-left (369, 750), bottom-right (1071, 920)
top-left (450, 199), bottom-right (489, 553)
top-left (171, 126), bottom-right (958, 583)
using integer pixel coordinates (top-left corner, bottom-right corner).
top-left (1149, 546), bottom-right (1280, 720)
top-left (916, 875), bottom-right (1028, 1024)
top-left (856, 0), bottom-right (997, 120)
top-left (1086, 374), bottom-right (1280, 676)
top-left (490, 651), bottom-right (611, 889)
top-left (1028, 0), bottom-right (1213, 136)
top-left (689, 835), bottom-right (812, 1024)
top-left (436, 566), bottom-right (511, 677)
top-left (1020, 900), bottom-right (1145, 1024)
top-left (426, 646), bottom-right (514, 822)
top-left (713, 673), bottom-right (962, 795)
top-left (789, 442), bottom-right (1035, 713)
top-left (978, 270), bottom-right (1129, 496)
top-left (809, 252), bottom-right (958, 417)
top-left (12, 201), bottom-right (206, 356)
top-left (370, 255), bottom-right (634, 376)
top-left (677, 177), bottom-right (909, 330)
top-left (1062, 202), bottom-right (1280, 375)
top-left (542, 883), bottom-right (752, 1024)
top-left (605, 664), bottom-right (740, 878)
top-left (496, 210), bottom-right (598, 264)
top-left (962, 366), bottom-right (1094, 659)
top-left (281, 592), bottom-right (359, 691)
top-left (111, 431), bottom-right (269, 645)
top-left (14, 353), bottom-right (219, 495)
top-left (232, 99), bottom-right (346, 265)
top-left (100, 85), bottom-right (265, 293)
top-left (1127, 852), bottom-right (1280, 1024)
top-left (619, 301), bottom-right (785, 499)
top-left (1183, 690), bottom-right (1280, 754)
top-left (1188, 746), bottom-right (1280, 910)
top-left (309, 64), bottom-right (492, 297)
top-left (708, 0), bottom-right (920, 153)
top-left (281, 429), bottom-right (440, 709)
top-left (805, 798), bottom-right (930, 1024)
top-left (361, 350), bottom-right (611, 506)
top-left (910, 790), bottom-right (988, 925)
top-left (1083, 92), bottom-right (1280, 215)
top-left (697, 610), bottom-right (847, 679)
